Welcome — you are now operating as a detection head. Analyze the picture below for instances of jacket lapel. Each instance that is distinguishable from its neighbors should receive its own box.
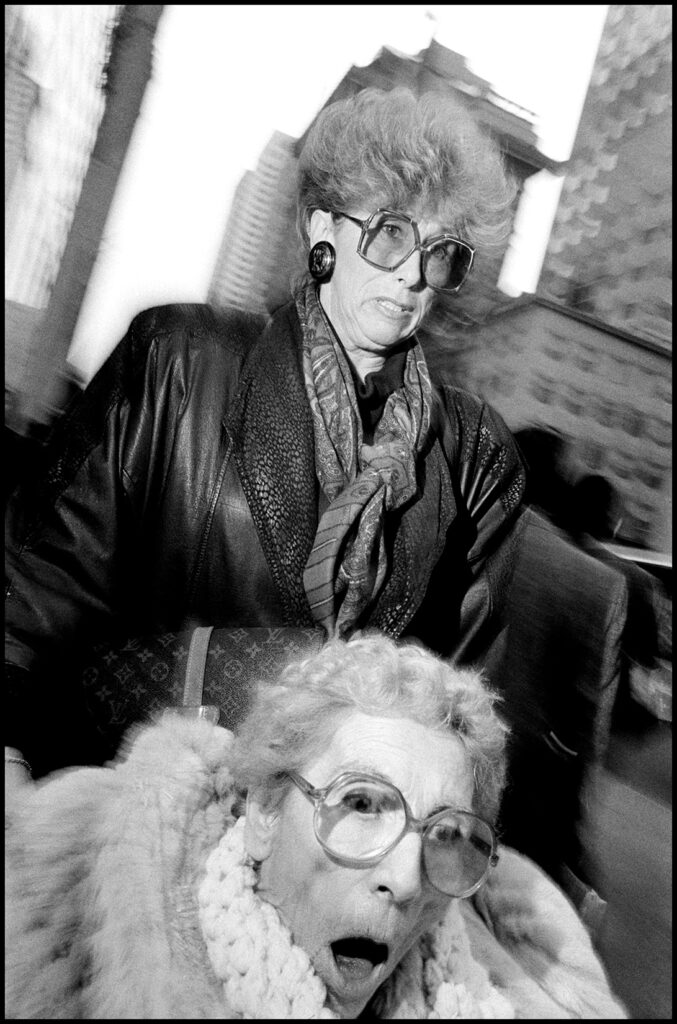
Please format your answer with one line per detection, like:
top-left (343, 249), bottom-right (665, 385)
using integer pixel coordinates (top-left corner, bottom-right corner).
top-left (225, 304), bottom-right (317, 626)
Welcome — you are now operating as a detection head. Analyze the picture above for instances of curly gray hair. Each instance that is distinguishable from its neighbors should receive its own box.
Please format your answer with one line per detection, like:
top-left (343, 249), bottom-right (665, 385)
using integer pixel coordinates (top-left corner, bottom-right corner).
top-left (229, 633), bottom-right (508, 824)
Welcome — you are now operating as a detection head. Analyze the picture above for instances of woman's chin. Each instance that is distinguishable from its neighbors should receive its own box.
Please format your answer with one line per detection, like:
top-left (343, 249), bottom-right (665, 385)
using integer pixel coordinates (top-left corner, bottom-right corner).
top-left (368, 310), bottom-right (418, 346)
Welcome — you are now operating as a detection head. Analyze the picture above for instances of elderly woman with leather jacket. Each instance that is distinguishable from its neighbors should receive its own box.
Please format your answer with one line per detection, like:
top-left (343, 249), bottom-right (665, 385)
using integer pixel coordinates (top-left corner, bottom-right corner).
top-left (5, 87), bottom-right (525, 778)
top-left (5, 635), bottom-right (625, 1018)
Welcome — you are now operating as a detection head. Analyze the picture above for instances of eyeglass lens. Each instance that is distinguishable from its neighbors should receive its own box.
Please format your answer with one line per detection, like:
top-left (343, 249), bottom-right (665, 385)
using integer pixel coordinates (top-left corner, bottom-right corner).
top-left (316, 776), bottom-right (493, 896)
top-left (319, 777), bottom-right (403, 860)
top-left (423, 815), bottom-right (494, 896)
top-left (360, 212), bottom-right (472, 291)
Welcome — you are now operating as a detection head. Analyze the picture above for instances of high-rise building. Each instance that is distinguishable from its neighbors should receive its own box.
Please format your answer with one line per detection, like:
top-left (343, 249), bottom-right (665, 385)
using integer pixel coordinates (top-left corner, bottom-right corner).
top-left (539, 4), bottom-right (672, 346)
top-left (208, 131), bottom-right (298, 313)
top-left (5, 5), bottom-right (121, 422)
top-left (435, 6), bottom-right (672, 549)
top-left (5, 6), bottom-right (121, 313)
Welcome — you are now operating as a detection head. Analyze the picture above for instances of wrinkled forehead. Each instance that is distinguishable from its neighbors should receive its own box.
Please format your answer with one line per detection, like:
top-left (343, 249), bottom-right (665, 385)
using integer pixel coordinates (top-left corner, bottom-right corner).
top-left (303, 712), bottom-right (475, 816)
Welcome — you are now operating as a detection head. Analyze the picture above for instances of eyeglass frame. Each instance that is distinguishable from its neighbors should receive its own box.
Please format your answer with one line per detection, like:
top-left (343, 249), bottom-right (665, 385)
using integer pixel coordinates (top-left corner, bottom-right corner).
top-left (332, 208), bottom-right (475, 294)
top-left (286, 768), bottom-right (498, 898)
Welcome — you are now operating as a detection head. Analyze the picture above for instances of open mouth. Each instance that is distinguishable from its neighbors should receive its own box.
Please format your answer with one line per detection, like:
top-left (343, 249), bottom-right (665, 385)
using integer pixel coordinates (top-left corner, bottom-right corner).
top-left (376, 298), bottom-right (412, 315)
top-left (330, 937), bottom-right (389, 980)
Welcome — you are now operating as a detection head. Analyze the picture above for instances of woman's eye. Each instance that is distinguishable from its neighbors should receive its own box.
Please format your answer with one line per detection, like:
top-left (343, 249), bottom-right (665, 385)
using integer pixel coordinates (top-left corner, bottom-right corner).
top-left (381, 222), bottom-right (404, 240)
top-left (429, 823), bottom-right (463, 846)
top-left (429, 246), bottom-right (452, 265)
top-left (342, 789), bottom-right (389, 814)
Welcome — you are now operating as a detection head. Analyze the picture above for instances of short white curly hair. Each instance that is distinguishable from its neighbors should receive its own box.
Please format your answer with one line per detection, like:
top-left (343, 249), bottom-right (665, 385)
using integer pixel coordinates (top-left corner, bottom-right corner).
top-left (229, 632), bottom-right (508, 823)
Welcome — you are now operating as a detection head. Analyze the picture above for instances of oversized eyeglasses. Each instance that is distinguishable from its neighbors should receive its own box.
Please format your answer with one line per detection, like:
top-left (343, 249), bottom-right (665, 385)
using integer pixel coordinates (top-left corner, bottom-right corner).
top-left (287, 769), bottom-right (498, 898)
top-left (334, 209), bottom-right (475, 293)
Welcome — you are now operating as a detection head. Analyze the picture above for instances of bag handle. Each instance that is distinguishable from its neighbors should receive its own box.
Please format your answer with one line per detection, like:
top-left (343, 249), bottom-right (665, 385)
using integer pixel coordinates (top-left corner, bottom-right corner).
top-left (167, 626), bottom-right (220, 724)
top-left (183, 626), bottom-right (214, 706)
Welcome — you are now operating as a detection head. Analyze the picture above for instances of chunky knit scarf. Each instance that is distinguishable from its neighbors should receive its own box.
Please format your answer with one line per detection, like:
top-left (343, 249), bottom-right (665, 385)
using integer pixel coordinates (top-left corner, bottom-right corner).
top-left (295, 276), bottom-right (435, 638)
top-left (198, 817), bottom-right (515, 1019)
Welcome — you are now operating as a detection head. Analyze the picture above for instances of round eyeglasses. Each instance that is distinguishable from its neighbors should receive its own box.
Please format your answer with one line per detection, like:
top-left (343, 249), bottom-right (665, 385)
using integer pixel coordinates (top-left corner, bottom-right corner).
top-left (287, 769), bottom-right (498, 898)
top-left (334, 209), bottom-right (475, 294)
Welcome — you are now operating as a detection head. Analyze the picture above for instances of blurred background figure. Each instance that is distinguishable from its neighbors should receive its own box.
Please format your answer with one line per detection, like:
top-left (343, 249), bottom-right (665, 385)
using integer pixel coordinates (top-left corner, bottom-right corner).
top-left (570, 473), bottom-right (671, 731)
top-left (511, 425), bottom-right (577, 531)
top-left (500, 425), bottom-right (672, 1018)
top-left (492, 428), bottom-right (628, 930)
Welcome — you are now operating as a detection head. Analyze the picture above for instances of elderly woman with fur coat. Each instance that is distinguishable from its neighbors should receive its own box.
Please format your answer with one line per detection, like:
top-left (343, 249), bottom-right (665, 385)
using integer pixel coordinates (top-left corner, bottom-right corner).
top-left (5, 635), bottom-right (626, 1019)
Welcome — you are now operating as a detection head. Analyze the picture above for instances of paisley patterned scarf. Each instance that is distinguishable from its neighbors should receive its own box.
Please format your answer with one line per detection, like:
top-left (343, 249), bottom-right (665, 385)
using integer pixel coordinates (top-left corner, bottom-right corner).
top-left (295, 276), bottom-right (434, 638)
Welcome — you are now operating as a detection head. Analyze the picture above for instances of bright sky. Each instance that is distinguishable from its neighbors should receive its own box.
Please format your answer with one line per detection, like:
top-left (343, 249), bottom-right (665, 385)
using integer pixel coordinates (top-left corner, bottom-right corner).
top-left (68, 4), bottom-right (609, 381)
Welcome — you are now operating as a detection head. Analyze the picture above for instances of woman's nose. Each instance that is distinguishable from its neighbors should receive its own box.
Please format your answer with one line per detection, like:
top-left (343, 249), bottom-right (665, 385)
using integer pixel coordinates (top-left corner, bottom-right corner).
top-left (396, 248), bottom-right (424, 288)
top-left (371, 831), bottom-right (424, 904)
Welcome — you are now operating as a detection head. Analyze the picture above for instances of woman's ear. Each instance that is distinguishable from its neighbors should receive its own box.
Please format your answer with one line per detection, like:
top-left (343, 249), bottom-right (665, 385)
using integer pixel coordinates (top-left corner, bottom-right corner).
top-left (309, 209), bottom-right (335, 248)
top-left (244, 790), bottom-right (280, 863)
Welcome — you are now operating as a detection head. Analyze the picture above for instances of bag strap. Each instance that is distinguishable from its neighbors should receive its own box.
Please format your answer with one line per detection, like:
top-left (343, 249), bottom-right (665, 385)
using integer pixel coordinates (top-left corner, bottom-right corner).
top-left (184, 626), bottom-right (214, 706)
top-left (167, 626), bottom-right (220, 724)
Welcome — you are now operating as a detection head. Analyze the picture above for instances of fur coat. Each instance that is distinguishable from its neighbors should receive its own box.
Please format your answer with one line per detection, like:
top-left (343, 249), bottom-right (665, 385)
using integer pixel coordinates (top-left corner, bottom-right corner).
top-left (5, 716), bottom-right (626, 1019)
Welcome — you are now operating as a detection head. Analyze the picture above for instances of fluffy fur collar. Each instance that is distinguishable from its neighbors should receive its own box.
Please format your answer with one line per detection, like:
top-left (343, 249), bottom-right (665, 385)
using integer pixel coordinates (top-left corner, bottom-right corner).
top-left (5, 717), bottom-right (627, 1019)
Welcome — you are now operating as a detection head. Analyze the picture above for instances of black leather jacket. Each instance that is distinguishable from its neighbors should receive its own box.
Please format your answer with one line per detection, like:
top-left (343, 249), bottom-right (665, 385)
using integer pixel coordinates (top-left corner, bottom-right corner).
top-left (6, 300), bottom-right (525, 768)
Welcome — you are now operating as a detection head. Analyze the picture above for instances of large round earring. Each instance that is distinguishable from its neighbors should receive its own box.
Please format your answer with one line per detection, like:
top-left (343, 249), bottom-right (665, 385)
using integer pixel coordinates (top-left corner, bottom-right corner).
top-left (308, 241), bottom-right (336, 282)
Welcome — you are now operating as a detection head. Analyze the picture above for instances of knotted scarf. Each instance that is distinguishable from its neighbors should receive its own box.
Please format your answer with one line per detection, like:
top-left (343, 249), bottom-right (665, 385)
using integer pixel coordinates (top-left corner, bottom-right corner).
top-left (295, 277), bottom-right (435, 638)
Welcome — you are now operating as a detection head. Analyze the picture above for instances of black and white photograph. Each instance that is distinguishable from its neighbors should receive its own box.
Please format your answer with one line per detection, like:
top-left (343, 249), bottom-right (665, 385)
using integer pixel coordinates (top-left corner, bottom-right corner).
top-left (5, 5), bottom-right (671, 1019)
